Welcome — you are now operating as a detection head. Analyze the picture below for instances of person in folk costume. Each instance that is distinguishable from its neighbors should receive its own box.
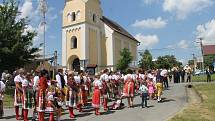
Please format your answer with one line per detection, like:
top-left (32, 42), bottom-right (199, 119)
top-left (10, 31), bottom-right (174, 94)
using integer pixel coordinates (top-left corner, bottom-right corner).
top-left (14, 68), bottom-right (25, 120)
top-left (0, 80), bottom-right (5, 118)
top-left (84, 73), bottom-right (91, 98)
top-left (147, 74), bottom-right (155, 100)
top-left (66, 71), bottom-right (78, 118)
top-left (46, 94), bottom-right (56, 121)
top-left (123, 69), bottom-right (135, 108)
top-left (56, 69), bottom-right (67, 104)
top-left (111, 72), bottom-right (120, 99)
top-left (135, 69), bottom-right (144, 93)
top-left (46, 79), bottom-right (58, 121)
top-left (53, 80), bottom-right (64, 121)
top-left (107, 71), bottom-right (115, 99)
top-left (82, 73), bottom-right (90, 104)
top-left (37, 70), bottom-right (48, 121)
top-left (22, 73), bottom-right (34, 121)
top-left (100, 69), bottom-right (110, 111)
top-left (108, 71), bottom-right (114, 99)
top-left (76, 71), bottom-right (88, 112)
top-left (32, 70), bottom-right (40, 121)
top-left (92, 74), bottom-right (103, 115)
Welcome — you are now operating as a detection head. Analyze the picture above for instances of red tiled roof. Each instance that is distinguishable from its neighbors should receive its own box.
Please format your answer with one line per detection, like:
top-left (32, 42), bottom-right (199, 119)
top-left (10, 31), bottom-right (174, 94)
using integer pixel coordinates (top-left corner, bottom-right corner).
top-left (203, 45), bottom-right (215, 55)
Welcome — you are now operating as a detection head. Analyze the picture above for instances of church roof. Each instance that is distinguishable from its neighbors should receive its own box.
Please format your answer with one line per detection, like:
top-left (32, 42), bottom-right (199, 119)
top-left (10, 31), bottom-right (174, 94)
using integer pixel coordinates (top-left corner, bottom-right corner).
top-left (101, 16), bottom-right (140, 43)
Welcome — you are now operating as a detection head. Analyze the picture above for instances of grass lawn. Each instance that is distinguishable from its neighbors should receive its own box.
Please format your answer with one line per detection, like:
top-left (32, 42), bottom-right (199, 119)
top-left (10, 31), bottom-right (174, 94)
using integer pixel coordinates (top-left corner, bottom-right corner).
top-left (3, 87), bottom-right (14, 108)
top-left (171, 83), bottom-right (215, 121)
top-left (192, 74), bottom-right (215, 82)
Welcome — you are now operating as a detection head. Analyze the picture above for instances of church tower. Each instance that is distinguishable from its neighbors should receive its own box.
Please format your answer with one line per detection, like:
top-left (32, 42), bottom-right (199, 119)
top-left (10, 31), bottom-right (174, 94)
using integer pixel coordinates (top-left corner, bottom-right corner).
top-left (62, 0), bottom-right (103, 71)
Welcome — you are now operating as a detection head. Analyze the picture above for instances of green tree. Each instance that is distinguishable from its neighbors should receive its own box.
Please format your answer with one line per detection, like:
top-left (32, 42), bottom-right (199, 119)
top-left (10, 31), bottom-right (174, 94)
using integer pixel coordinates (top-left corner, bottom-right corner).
top-left (116, 48), bottom-right (133, 72)
top-left (0, 0), bottom-right (39, 72)
top-left (155, 55), bottom-right (182, 69)
top-left (139, 49), bottom-right (154, 70)
top-left (188, 60), bottom-right (194, 66)
top-left (204, 54), bottom-right (215, 67)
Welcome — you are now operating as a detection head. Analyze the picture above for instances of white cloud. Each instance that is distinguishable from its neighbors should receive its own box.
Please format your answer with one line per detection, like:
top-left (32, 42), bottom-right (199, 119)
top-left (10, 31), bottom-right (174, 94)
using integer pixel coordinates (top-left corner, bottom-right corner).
top-left (132, 17), bottom-right (167, 29)
top-left (19, 0), bottom-right (33, 18)
top-left (178, 40), bottom-right (189, 49)
top-left (18, 0), bottom-right (57, 47)
top-left (135, 33), bottom-right (159, 49)
top-left (163, 0), bottom-right (213, 20)
top-left (196, 19), bottom-right (215, 45)
top-left (142, 0), bottom-right (159, 5)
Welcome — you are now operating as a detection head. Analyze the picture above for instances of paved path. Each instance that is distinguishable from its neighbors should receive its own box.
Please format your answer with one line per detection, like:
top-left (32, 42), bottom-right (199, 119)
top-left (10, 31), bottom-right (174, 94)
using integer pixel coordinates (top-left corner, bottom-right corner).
top-left (0, 83), bottom-right (188, 121)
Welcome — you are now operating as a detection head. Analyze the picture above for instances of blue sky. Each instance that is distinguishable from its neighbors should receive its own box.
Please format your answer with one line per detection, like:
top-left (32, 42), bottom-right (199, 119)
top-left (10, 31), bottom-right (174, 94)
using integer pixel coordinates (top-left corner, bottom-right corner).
top-left (3, 0), bottom-right (215, 65)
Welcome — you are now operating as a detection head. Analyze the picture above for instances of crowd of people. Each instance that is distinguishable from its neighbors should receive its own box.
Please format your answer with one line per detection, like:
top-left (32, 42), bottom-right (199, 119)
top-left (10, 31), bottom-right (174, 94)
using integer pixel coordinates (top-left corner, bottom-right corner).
top-left (0, 67), bottom-right (180, 121)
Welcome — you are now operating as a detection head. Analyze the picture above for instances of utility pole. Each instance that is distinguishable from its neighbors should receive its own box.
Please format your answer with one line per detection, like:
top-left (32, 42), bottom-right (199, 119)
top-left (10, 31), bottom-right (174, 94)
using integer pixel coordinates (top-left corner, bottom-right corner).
top-left (192, 54), bottom-right (197, 72)
top-left (53, 51), bottom-right (57, 79)
top-left (199, 38), bottom-right (205, 71)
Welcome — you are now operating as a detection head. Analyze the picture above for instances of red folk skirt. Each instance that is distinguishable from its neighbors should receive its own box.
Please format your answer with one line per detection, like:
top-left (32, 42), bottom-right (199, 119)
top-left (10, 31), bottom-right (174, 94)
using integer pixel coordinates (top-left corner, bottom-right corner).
top-left (92, 87), bottom-right (101, 108)
top-left (78, 86), bottom-right (87, 106)
top-left (123, 81), bottom-right (135, 97)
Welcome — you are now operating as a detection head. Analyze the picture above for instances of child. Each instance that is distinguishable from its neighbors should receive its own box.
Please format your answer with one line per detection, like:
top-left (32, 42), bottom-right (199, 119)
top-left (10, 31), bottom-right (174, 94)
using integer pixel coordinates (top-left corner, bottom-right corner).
top-left (147, 78), bottom-right (155, 100)
top-left (139, 81), bottom-right (148, 108)
top-left (0, 80), bottom-right (5, 118)
top-left (156, 79), bottom-right (163, 102)
top-left (46, 95), bottom-right (56, 121)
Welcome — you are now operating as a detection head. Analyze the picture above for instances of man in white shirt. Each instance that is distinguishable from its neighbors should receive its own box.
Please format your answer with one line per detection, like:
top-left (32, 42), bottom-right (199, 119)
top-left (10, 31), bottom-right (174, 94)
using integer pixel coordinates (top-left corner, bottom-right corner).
top-left (160, 68), bottom-right (168, 89)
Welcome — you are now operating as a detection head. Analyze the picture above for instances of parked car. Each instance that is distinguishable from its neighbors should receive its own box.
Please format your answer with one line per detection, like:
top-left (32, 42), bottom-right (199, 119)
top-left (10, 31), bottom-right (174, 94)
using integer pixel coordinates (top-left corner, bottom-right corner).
top-left (194, 70), bottom-right (205, 76)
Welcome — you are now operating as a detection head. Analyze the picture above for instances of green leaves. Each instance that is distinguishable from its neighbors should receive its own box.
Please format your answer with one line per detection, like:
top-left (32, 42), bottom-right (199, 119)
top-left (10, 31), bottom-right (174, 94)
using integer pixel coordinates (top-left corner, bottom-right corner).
top-left (139, 49), bottom-right (153, 70)
top-left (0, 0), bottom-right (39, 72)
top-left (116, 48), bottom-right (133, 72)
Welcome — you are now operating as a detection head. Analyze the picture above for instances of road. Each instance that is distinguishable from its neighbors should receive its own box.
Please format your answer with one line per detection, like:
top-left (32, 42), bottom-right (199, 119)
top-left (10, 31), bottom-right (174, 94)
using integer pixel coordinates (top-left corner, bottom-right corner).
top-left (0, 83), bottom-right (188, 121)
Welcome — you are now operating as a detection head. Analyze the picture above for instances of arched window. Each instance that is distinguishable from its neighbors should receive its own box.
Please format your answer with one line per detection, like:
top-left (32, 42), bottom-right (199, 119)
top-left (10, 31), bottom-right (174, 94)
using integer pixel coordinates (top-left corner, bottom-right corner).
top-left (76, 10), bottom-right (81, 20)
top-left (67, 13), bottom-right (71, 22)
top-left (72, 12), bottom-right (76, 21)
top-left (71, 36), bottom-right (77, 49)
top-left (93, 14), bottom-right (96, 22)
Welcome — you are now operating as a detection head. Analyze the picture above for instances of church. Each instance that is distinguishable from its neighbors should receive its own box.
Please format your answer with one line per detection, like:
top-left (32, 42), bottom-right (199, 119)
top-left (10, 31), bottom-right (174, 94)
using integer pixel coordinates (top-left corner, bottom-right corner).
top-left (62, 0), bottom-right (139, 73)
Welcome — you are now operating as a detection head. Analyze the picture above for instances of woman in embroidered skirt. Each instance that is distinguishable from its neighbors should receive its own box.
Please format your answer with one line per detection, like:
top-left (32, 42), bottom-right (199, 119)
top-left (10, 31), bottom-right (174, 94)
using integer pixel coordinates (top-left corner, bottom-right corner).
top-left (37, 70), bottom-right (48, 121)
top-left (123, 69), bottom-right (135, 108)
top-left (66, 71), bottom-right (78, 118)
top-left (92, 74), bottom-right (103, 115)
top-left (22, 73), bottom-right (34, 121)
top-left (14, 68), bottom-right (25, 120)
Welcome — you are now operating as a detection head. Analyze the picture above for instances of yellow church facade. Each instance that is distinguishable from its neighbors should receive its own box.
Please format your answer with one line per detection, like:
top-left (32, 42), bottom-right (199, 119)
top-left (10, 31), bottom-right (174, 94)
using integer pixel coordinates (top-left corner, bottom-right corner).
top-left (62, 0), bottom-right (139, 72)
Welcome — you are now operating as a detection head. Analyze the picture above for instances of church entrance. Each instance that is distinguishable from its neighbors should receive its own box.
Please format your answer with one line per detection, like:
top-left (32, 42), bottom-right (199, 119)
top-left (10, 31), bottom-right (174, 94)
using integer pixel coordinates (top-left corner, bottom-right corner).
top-left (72, 58), bottom-right (80, 72)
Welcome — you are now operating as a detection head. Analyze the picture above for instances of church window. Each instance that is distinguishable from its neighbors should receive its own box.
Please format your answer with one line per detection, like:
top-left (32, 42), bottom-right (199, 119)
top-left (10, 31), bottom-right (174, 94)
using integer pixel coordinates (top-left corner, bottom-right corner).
top-left (93, 14), bottom-right (96, 22)
top-left (76, 10), bottom-right (81, 20)
top-left (72, 12), bottom-right (76, 21)
top-left (71, 36), bottom-right (77, 49)
top-left (67, 13), bottom-right (71, 22)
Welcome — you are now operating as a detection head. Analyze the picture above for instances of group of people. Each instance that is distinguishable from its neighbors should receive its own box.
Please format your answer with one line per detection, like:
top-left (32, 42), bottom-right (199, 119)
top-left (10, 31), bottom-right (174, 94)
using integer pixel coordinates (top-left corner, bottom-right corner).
top-left (0, 67), bottom-right (169, 121)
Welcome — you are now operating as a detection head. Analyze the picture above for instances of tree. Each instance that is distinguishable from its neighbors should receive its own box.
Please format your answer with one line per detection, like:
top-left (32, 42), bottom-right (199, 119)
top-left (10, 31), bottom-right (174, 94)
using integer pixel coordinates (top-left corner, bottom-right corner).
top-left (188, 60), bottom-right (194, 66)
top-left (0, 0), bottom-right (39, 72)
top-left (204, 54), bottom-right (215, 67)
top-left (139, 49), bottom-right (154, 70)
top-left (155, 55), bottom-right (182, 69)
top-left (116, 48), bottom-right (133, 72)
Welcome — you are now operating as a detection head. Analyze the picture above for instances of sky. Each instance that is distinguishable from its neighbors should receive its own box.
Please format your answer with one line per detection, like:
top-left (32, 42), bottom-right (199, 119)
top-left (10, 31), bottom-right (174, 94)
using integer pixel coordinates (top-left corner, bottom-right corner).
top-left (2, 0), bottom-right (215, 65)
